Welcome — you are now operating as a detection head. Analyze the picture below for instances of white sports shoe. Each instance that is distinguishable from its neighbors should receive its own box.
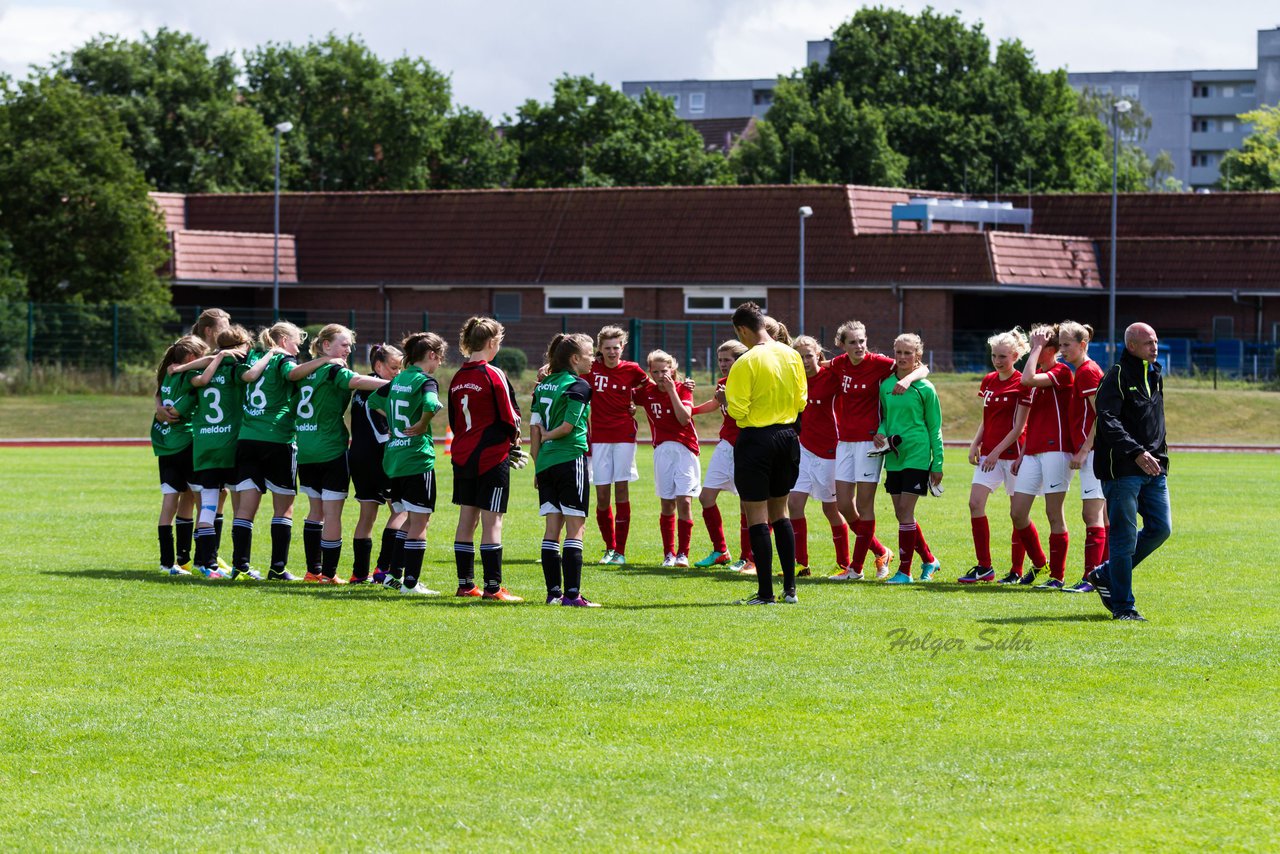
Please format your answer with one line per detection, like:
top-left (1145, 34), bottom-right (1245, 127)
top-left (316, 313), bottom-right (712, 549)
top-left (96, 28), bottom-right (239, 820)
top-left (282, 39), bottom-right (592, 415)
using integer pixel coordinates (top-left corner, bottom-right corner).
top-left (598, 549), bottom-right (616, 565)
top-left (400, 583), bottom-right (440, 596)
top-left (162, 565), bottom-right (191, 576)
top-left (661, 553), bottom-right (677, 567)
top-left (783, 592), bottom-right (799, 604)
top-left (674, 554), bottom-right (690, 568)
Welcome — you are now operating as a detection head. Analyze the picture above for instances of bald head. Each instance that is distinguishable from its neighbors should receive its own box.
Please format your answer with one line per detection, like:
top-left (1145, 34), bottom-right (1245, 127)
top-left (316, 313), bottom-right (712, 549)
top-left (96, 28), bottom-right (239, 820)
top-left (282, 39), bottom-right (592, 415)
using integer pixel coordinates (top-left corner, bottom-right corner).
top-left (1124, 323), bottom-right (1159, 362)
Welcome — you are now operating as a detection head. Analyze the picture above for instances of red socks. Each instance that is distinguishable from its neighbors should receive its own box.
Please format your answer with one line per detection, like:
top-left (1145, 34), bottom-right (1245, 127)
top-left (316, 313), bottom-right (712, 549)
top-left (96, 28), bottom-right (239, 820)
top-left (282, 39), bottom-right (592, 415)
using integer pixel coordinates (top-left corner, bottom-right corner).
top-left (702, 505), bottom-right (726, 553)
top-left (739, 513), bottom-right (752, 561)
top-left (659, 513), bottom-right (676, 556)
top-left (832, 522), bottom-right (850, 569)
top-left (1011, 532), bottom-right (1026, 573)
top-left (914, 523), bottom-right (935, 564)
top-left (1102, 525), bottom-right (1111, 562)
top-left (677, 518), bottom-right (693, 557)
top-left (850, 519), bottom-right (872, 570)
top-left (971, 515), bottom-right (992, 567)
top-left (615, 501), bottom-right (631, 555)
top-left (792, 517), bottom-right (809, 567)
top-left (596, 506), bottom-right (615, 552)
top-left (897, 522), bottom-right (917, 574)
top-left (1049, 531), bottom-right (1069, 581)
top-left (1015, 522), bottom-right (1047, 569)
top-left (1084, 526), bottom-right (1107, 573)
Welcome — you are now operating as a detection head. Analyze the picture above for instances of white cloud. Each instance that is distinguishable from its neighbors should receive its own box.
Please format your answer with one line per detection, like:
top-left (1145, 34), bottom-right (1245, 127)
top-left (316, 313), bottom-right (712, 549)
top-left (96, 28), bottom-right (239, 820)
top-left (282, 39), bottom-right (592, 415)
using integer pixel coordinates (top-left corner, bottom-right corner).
top-left (0, 4), bottom-right (159, 76)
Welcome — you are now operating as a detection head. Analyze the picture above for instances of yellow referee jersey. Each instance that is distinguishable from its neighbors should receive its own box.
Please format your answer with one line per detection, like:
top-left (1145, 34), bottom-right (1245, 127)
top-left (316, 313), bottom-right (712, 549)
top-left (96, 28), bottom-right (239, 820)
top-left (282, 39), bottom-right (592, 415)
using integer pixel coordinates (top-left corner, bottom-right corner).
top-left (725, 340), bottom-right (808, 427)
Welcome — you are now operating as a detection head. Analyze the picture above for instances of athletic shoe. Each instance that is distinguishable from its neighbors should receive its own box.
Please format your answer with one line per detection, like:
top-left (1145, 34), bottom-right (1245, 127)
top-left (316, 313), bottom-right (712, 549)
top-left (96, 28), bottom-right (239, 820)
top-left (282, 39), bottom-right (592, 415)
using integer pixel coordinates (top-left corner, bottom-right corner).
top-left (267, 568), bottom-right (298, 581)
top-left (996, 571), bottom-right (1023, 585)
top-left (661, 553), bottom-right (677, 568)
top-left (230, 567), bottom-right (264, 581)
top-left (561, 595), bottom-right (601, 608)
top-left (1063, 579), bottom-right (1095, 593)
top-left (1086, 566), bottom-right (1113, 613)
top-left (919, 561), bottom-right (941, 582)
top-left (382, 575), bottom-right (403, 590)
top-left (482, 587), bottom-right (524, 603)
top-left (957, 566), bottom-right (994, 584)
top-left (874, 549), bottom-right (894, 580)
top-left (315, 575), bottom-right (347, 585)
top-left (372, 569), bottom-right (389, 585)
top-left (783, 592), bottom-right (799, 604)
top-left (598, 550), bottom-right (616, 565)
top-left (736, 561), bottom-right (757, 576)
top-left (197, 566), bottom-right (224, 580)
top-left (674, 554), bottom-right (690, 568)
top-left (777, 564), bottom-right (810, 578)
top-left (729, 559), bottom-right (751, 572)
top-left (829, 568), bottom-right (864, 581)
top-left (399, 583), bottom-right (440, 596)
top-left (216, 557), bottom-right (232, 573)
top-left (347, 574), bottom-right (372, 585)
top-left (885, 571), bottom-right (913, 584)
top-left (694, 550), bottom-right (731, 567)
top-left (162, 565), bottom-right (191, 576)
top-left (734, 595), bottom-right (775, 605)
top-left (303, 572), bottom-right (325, 583)
top-left (1113, 610), bottom-right (1147, 622)
top-left (1034, 578), bottom-right (1065, 590)
top-left (177, 561), bottom-right (193, 573)
top-left (607, 552), bottom-right (627, 566)
top-left (456, 585), bottom-right (483, 598)
top-left (1017, 567), bottom-right (1040, 586)
top-left (545, 594), bottom-right (562, 605)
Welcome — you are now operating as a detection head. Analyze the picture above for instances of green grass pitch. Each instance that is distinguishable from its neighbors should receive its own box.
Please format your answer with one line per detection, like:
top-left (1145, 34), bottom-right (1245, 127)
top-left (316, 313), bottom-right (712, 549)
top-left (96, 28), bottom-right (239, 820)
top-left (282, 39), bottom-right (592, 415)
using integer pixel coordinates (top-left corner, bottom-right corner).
top-left (1, 445), bottom-right (1277, 850)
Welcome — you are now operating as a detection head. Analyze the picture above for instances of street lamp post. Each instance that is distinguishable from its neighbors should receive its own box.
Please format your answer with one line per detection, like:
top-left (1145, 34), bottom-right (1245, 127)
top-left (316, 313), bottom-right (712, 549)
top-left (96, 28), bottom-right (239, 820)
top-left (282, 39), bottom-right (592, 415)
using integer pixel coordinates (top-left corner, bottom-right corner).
top-left (798, 205), bottom-right (813, 335)
top-left (1109, 100), bottom-right (1131, 365)
top-left (273, 121), bottom-right (294, 321)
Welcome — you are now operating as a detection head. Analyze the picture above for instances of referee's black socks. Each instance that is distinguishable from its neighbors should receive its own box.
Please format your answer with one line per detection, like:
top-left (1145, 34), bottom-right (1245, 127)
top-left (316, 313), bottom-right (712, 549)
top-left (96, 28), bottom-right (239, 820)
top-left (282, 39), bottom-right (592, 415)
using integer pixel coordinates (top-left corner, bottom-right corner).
top-left (749, 523), bottom-right (773, 600)
top-left (773, 518), bottom-right (797, 595)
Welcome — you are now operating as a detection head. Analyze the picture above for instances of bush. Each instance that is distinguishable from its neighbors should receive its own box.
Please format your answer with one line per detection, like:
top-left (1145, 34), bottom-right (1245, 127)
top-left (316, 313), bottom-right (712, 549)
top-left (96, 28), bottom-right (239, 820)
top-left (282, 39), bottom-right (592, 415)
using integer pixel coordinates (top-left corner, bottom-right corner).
top-left (492, 346), bottom-right (527, 378)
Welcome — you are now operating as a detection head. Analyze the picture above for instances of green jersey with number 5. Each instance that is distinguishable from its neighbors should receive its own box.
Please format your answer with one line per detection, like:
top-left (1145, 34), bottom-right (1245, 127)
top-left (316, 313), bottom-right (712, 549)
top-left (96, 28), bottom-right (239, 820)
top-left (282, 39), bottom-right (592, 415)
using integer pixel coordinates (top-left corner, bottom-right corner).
top-left (192, 356), bottom-right (244, 471)
top-left (367, 366), bottom-right (441, 478)
top-left (151, 370), bottom-right (198, 456)
top-left (239, 349), bottom-right (298, 444)
top-left (530, 371), bottom-right (591, 473)
top-left (294, 363), bottom-right (358, 464)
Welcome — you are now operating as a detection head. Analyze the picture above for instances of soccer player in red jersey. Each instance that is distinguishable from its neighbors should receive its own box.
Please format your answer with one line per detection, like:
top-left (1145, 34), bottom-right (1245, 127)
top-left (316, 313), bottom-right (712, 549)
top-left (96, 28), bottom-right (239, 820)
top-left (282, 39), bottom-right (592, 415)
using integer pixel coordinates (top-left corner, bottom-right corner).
top-left (958, 329), bottom-right (1031, 584)
top-left (636, 350), bottom-right (700, 567)
top-left (584, 325), bottom-right (651, 566)
top-left (1059, 321), bottom-right (1109, 593)
top-left (448, 317), bottom-right (523, 602)
top-left (829, 321), bottom-right (927, 580)
top-left (691, 340), bottom-right (751, 570)
top-left (1010, 324), bottom-right (1074, 588)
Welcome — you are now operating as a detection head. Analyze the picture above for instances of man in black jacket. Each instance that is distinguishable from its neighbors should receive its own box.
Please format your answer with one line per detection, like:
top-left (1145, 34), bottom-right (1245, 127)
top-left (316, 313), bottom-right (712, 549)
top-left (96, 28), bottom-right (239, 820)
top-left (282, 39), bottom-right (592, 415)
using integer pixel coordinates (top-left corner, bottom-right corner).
top-left (1088, 323), bottom-right (1172, 621)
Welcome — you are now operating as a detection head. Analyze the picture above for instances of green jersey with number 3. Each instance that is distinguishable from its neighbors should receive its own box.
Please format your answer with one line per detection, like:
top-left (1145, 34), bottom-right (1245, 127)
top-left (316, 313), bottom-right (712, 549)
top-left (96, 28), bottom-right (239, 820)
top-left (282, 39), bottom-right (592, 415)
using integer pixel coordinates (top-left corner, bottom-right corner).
top-left (530, 371), bottom-right (591, 473)
top-left (239, 349), bottom-right (298, 444)
top-left (192, 356), bottom-right (244, 471)
top-left (367, 366), bottom-right (441, 478)
top-left (295, 363), bottom-right (358, 464)
top-left (151, 370), bottom-right (198, 456)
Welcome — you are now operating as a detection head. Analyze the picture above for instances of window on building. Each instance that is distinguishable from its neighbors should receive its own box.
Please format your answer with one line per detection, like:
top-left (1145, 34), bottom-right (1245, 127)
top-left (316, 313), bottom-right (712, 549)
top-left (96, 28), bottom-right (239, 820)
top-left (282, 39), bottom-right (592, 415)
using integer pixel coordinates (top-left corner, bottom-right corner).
top-left (682, 290), bottom-right (768, 314)
top-left (1212, 316), bottom-right (1234, 339)
top-left (1121, 84), bottom-right (1140, 99)
top-left (1222, 119), bottom-right (1235, 133)
top-left (753, 89), bottom-right (774, 106)
top-left (689, 92), bottom-right (706, 113)
top-left (669, 93), bottom-right (680, 110)
top-left (1191, 153), bottom-right (1210, 167)
top-left (1193, 84), bottom-right (1211, 98)
top-left (492, 292), bottom-right (522, 322)
top-left (1241, 82), bottom-right (1256, 97)
top-left (544, 289), bottom-right (625, 314)
top-left (1192, 118), bottom-right (1212, 133)
top-left (1096, 84), bottom-right (1112, 95)
top-left (1222, 85), bottom-right (1235, 98)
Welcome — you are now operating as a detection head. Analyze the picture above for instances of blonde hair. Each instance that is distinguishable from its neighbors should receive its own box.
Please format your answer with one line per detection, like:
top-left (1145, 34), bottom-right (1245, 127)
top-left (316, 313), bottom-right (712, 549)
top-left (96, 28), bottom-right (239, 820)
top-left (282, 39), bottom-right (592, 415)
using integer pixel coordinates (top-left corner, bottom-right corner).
top-left (893, 333), bottom-right (924, 358)
top-left (987, 327), bottom-right (1031, 358)
top-left (835, 320), bottom-right (866, 346)
top-left (596, 325), bottom-right (628, 350)
top-left (546, 333), bottom-right (594, 374)
top-left (459, 316), bottom-right (504, 356)
top-left (310, 323), bottom-right (355, 358)
top-left (156, 335), bottom-right (208, 390)
top-left (257, 321), bottom-right (306, 352)
top-left (190, 308), bottom-right (231, 343)
top-left (216, 325), bottom-right (253, 350)
top-left (647, 348), bottom-right (680, 378)
top-left (1030, 323), bottom-right (1061, 349)
top-left (1057, 320), bottom-right (1094, 345)
top-left (402, 332), bottom-right (447, 365)
top-left (763, 316), bottom-right (791, 346)
top-left (792, 335), bottom-right (824, 357)
top-left (717, 339), bottom-right (748, 359)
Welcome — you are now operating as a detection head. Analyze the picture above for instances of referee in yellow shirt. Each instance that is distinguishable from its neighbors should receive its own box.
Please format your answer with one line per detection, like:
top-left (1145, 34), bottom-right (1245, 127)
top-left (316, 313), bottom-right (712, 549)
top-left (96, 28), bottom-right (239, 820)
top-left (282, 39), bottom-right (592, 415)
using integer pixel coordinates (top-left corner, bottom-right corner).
top-left (725, 302), bottom-right (808, 604)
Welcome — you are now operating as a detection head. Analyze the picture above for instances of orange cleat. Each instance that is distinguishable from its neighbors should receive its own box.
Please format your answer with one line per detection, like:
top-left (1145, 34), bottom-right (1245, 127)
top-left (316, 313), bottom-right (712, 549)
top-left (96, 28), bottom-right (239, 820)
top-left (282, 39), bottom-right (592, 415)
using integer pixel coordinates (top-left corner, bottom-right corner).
top-left (316, 574), bottom-right (347, 585)
top-left (303, 572), bottom-right (325, 583)
top-left (482, 587), bottom-right (524, 603)
top-left (874, 549), bottom-right (894, 580)
top-left (456, 585), bottom-right (484, 598)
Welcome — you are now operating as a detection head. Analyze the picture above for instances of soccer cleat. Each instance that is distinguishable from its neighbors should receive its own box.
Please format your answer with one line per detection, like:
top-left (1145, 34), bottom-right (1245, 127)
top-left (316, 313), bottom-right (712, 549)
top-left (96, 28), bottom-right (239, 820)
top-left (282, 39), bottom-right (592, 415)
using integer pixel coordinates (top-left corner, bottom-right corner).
top-left (694, 550), bottom-right (731, 567)
top-left (958, 566), bottom-right (995, 584)
top-left (456, 584), bottom-right (483, 598)
top-left (347, 574), bottom-right (372, 585)
top-left (560, 595), bottom-right (601, 608)
top-left (997, 571), bottom-right (1023, 585)
top-left (545, 594), bottom-right (563, 605)
top-left (399, 583), bottom-right (439, 596)
top-left (783, 592), bottom-right (799, 604)
top-left (197, 566), bottom-right (224, 580)
top-left (885, 570), bottom-right (913, 584)
top-left (1034, 578), bottom-right (1065, 590)
top-left (674, 554), bottom-right (690, 568)
top-left (177, 561), bottom-right (193, 573)
top-left (1063, 579), bottom-right (1095, 593)
top-left (230, 567), bottom-right (264, 581)
top-left (303, 572), bottom-right (325, 583)
top-left (482, 587), bottom-right (524, 603)
top-left (1113, 610), bottom-right (1147, 622)
top-left (829, 568), bottom-right (864, 581)
top-left (381, 574), bottom-right (403, 591)
top-left (598, 550), bottom-right (616, 565)
top-left (315, 575), bottom-right (347, 585)
top-left (728, 559), bottom-right (750, 572)
top-left (266, 568), bottom-right (298, 581)
top-left (736, 560), bottom-right (757, 576)
top-left (372, 569), bottom-right (389, 585)
top-left (162, 565), bottom-right (191, 576)
top-left (607, 552), bottom-right (627, 566)
top-left (1017, 567), bottom-right (1040, 586)
top-left (734, 595), bottom-right (775, 605)
top-left (661, 553), bottom-right (677, 568)
top-left (216, 557), bottom-right (232, 573)
top-left (919, 561), bottom-right (941, 582)
top-left (874, 549), bottom-right (894, 580)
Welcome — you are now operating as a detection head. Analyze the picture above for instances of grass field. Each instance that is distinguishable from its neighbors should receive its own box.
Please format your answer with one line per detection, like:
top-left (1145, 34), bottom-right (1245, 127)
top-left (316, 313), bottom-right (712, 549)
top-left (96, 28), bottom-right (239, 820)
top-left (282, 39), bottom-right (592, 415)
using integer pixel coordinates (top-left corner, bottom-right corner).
top-left (1, 444), bottom-right (1277, 850)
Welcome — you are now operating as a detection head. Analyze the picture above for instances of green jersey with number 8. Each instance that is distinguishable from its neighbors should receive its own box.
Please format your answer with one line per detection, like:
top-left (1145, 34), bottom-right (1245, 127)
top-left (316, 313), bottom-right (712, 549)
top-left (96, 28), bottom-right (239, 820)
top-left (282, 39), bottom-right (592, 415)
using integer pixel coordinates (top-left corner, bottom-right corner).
top-left (192, 356), bottom-right (244, 471)
top-left (530, 370), bottom-right (591, 473)
top-left (294, 363), bottom-right (358, 464)
top-left (151, 370), bottom-right (198, 456)
top-left (239, 349), bottom-right (298, 444)
top-left (367, 366), bottom-right (441, 478)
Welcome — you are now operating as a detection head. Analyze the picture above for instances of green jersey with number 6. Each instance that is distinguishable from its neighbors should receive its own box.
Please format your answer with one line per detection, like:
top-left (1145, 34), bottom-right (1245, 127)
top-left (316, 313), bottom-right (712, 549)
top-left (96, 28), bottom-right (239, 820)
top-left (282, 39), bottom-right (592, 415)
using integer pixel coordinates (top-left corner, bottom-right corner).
top-left (530, 370), bottom-right (592, 473)
top-left (294, 363), bottom-right (358, 464)
top-left (192, 356), bottom-right (244, 471)
top-left (239, 349), bottom-right (298, 444)
top-left (367, 366), bottom-right (441, 478)
top-left (151, 370), bottom-right (198, 456)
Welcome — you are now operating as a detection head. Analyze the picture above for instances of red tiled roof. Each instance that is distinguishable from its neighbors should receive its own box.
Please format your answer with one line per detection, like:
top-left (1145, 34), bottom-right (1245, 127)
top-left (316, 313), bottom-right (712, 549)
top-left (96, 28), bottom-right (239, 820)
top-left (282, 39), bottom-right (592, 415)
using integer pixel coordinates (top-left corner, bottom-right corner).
top-left (846, 232), bottom-right (1100, 287)
top-left (151, 192), bottom-right (185, 232)
top-left (172, 230), bottom-right (297, 284)
top-left (989, 233), bottom-right (1100, 288)
top-left (849, 186), bottom-right (963, 234)
top-left (1030, 192), bottom-right (1280, 239)
top-left (1098, 237), bottom-right (1280, 291)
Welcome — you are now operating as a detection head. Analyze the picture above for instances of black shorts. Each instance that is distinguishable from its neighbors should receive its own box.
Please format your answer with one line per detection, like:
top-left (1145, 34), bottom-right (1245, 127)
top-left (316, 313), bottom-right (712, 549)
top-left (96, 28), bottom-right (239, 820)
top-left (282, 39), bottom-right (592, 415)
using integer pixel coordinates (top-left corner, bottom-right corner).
top-left (733, 425), bottom-right (800, 502)
top-left (453, 459), bottom-right (510, 513)
top-left (298, 454), bottom-right (350, 500)
top-left (884, 468), bottom-right (931, 496)
top-left (349, 450), bottom-right (391, 504)
top-left (158, 446), bottom-right (194, 495)
top-left (191, 466), bottom-right (235, 491)
top-left (389, 470), bottom-right (436, 514)
top-left (234, 439), bottom-right (297, 494)
top-left (537, 457), bottom-right (590, 517)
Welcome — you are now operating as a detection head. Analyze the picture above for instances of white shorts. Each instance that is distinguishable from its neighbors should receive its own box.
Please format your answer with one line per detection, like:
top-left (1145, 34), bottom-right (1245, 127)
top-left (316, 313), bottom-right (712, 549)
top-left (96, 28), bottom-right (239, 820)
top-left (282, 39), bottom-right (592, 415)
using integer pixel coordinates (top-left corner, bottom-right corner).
top-left (702, 440), bottom-right (737, 493)
top-left (971, 457), bottom-right (1017, 495)
top-left (793, 446), bottom-right (837, 503)
top-left (590, 442), bottom-right (639, 486)
top-left (1014, 452), bottom-right (1074, 496)
top-left (1077, 451), bottom-right (1103, 500)
top-left (835, 440), bottom-right (883, 484)
top-left (653, 442), bottom-right (701, 500)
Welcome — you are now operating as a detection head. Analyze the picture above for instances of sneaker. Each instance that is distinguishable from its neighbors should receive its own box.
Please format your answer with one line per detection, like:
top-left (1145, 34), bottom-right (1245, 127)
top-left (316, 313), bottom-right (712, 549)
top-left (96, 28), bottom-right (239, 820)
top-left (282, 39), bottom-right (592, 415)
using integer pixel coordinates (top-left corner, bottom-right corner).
top-left (919, 560), bottom-right (941, 582)
top-left (1034, 578), bottom-right (1065, 590)
top-left (783, 592), bottom-right (799, 604)
top-left (347, 574), bottom-right (371, 585)
top-left (162, 565), bottom-right (191, 576)
top-left (561, 595), bottom-right (601, 608)
top-left (545, 594), bottom-right (562, 605)
top-left (482, 587), bottom-right (524, 603)
top-left (736, 561), bottom-right (757, 576)
top-left (598, 550), bottom-right (616, 565)
top-left (216, 557), bottom-right (232, 573)
top-left (1113, 610), bottom-right (1147, 622)
top-left (885, 571), bottom-right (913, 584)
top-left (661, 553), bottom-right (677, 567)
top-left (674, 554), bottom-right (690, 568)
top-left (177, 561), bottom-right (193, 573)
top-left (957, 566), bottom-right (995, 584)
top-left (1017, 567), bottom-right (1040, 586)
top-left (456, 584), bottom-right (483, 598)
top-left (382, 574), bottom-right (403, 590)
top-left (874, 549), bottom-right (894, 580)
top-left (230, 567), bottom-right (264, 581)
top-left (315, 574), bottom-right (347, 585)
top-left (734, 595), bottom-right (775, 605)
top-left (1063, 579), bottom-right (1095, 593)
top-left (777, 564), bottom-right (810, 578)
top-left (303, 572), bottom-right (325, 583)
top-left (372, 569), bottom-right (389, 585)
top-left (607, 552), bottom-right (627, 566)
top-left (266, 568), bottom-right (298, 581)
top-left (997, 571), bottom-right (1023, 585)
top-left (829, 568), bottom-right (864, 581)
top-left (197, 566), bottom-right (225, 580)
top-left (1086, 566), bottom-right (1113, 613)
top-left (399, 582), bottom-right (439, 596)
top-left (694, 550), bottom-right (731, 567)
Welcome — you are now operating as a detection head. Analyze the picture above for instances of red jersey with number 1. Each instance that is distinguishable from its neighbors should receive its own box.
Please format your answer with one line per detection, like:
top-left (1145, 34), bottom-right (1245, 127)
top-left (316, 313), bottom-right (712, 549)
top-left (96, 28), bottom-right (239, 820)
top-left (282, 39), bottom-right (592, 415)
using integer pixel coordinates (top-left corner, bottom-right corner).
top-left (979, 371), bottom-right (1030, 460)
top-left (1023, 361), bottom-right (1073, 456)
top-left (1068, 358), bottom-right (1105, 453)
top-left (448, 360), bottom-right (521, 476)
top-left (638, 381), bottom-right (698, 455)
top-left (831, 352), bottom-right (896, 442)
top-left (715, 376), bottom-right (741, 445)
top-left (799, 366), bottom-right (840, 459)
top-left (585, 359), bottom-right (649, 443)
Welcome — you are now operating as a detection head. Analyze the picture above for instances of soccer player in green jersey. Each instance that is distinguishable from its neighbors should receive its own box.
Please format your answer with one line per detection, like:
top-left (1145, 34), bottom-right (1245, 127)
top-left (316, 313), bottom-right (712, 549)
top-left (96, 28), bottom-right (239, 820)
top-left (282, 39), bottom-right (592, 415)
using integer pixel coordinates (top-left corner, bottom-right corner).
top-left (289, 324), bottom-right (389, 583)
top-left (367, 332), bottom-right (447, 596)
top-left (152, 336), bottom-right (208, 575)
top-left (350, 344), bottom-right (408, 585)
top-left (873, 333), bottom-right (945, 584)
top-left (530, 333), bottom-right (599, 607)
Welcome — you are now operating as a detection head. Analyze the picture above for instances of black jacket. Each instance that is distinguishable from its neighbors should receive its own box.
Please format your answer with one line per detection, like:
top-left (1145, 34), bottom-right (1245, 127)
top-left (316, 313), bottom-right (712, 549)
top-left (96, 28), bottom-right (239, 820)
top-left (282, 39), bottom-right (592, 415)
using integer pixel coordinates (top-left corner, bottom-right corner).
top-left (1093, 350), bottom-right (1168, 480)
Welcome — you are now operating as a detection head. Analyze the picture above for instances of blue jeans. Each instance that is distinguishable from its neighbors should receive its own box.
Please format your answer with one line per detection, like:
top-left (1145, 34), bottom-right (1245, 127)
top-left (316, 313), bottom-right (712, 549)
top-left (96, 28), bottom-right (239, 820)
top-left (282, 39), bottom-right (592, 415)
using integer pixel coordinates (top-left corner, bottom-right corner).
top-left (1099, 475), bottom-right (1172, 613)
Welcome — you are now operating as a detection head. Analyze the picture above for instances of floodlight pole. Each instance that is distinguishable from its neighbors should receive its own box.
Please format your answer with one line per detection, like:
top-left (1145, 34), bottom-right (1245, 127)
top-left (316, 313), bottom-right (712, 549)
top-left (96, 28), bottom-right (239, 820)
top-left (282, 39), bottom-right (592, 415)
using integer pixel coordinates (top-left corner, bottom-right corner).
top-left (798, 206), bottom-right (813, 335)
top-left (1109, 100), bottom-right (1131, 365)
top-left (273, 121), bottom-right (293, 321)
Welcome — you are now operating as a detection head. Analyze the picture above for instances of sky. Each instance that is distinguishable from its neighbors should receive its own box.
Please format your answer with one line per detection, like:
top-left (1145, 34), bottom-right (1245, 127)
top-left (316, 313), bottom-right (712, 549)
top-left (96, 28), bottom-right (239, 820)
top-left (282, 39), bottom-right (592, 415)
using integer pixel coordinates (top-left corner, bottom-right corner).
top-left (2, 0), bottom-right (1279, 118)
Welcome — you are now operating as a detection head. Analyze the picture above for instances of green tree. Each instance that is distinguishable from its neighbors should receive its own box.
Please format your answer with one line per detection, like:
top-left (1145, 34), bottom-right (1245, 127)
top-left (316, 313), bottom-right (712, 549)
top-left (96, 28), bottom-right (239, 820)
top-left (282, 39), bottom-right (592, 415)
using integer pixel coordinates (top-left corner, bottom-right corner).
top-left (508, 76), bottom-right (731, 188)
top-left (431, 107), bottom-right (518, 189)
top-left (1218, 105), bottom-right (1280, 190)
top-left (52, 29), bottom-right (274, 192)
